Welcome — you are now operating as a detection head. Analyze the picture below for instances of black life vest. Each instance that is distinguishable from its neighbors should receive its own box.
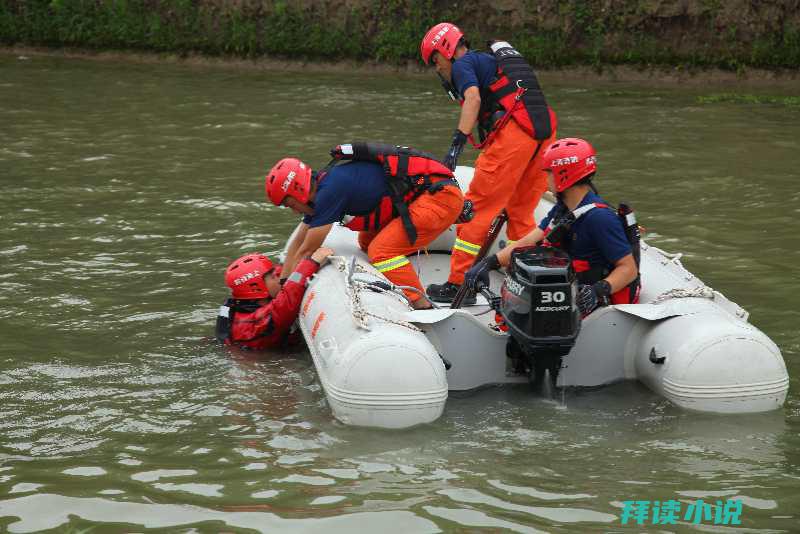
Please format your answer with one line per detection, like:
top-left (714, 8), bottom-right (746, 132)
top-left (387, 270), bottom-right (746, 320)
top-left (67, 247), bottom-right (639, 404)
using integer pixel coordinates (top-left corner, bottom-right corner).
top-left (475, 41), bottom-right (554, 144)
top-left (544, 202), bottom-right (641, 305)
top-left (328, 142), bottom-right (458, 244)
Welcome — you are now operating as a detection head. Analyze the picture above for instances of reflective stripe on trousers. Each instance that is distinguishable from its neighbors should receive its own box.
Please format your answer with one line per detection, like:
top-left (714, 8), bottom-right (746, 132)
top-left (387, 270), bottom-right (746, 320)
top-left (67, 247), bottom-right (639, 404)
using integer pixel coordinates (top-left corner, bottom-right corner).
top-left (372, 255), bottom-right (410, 273)
top-left (448, 118), bottom-right (557, 285)
top-left (364, 185), bottom-right (464, 302)
top-left (452, 238), bottom-right (481, 256)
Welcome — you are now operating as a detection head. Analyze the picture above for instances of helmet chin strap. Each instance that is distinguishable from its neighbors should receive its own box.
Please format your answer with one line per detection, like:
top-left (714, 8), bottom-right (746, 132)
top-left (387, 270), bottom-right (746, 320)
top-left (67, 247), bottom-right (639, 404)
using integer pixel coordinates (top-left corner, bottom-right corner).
top-left (437, 71), bottom-right (458, 101)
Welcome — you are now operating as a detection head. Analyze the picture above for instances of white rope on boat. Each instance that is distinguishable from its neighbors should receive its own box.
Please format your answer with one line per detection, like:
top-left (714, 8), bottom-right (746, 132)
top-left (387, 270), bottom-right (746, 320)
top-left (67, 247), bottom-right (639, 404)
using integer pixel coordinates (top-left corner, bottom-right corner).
top-left (646, 242), bottom-right (685, 266)
top-left (333, 255), bottom-right (371, 331)
top-left (651, 286), bottom-right (715, 304)
top-left (643, 242), bottom-right (697, 282)
top-left (333, 255), bottom-right (422, 332)
top-left (635, 245), bottom-right (747, 318)
top-left (639, 243), bottom-right (721, 304)
top-left (649, 285), bottom-right (749, 319)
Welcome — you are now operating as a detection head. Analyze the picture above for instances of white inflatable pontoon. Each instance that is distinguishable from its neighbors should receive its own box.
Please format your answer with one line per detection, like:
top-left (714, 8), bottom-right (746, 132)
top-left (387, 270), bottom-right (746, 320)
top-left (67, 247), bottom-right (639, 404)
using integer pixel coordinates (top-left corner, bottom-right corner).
top-left (291, 167), bottom-right (789, 429)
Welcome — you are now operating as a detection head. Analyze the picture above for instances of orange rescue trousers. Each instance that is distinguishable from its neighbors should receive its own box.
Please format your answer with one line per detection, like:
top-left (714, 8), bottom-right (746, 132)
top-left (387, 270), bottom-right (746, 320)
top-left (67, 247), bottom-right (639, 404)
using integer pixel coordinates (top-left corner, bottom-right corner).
top-left (358, 185), bottom-right (464, 303)
top-left (449, 118), bottom-right (557, 285)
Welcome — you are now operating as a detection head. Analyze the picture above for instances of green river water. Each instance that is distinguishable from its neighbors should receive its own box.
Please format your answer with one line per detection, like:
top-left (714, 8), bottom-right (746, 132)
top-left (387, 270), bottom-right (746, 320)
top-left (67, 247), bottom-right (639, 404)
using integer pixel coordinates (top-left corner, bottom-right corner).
top-left (1, 53), bottom-right (799, 533)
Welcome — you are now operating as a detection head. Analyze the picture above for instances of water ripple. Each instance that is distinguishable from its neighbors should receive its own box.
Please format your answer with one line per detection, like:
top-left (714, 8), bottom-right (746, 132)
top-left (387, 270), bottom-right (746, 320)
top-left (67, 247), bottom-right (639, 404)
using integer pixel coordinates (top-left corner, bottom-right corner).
top-left (438, 488), bottom-right (617, 523)
top-left (0, 494), bottom-right (438, 533)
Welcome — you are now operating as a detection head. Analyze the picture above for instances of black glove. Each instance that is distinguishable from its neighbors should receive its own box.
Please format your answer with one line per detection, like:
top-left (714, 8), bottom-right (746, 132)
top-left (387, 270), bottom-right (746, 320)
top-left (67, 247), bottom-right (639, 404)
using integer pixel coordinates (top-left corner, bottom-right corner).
top-left (457, 199), bottom-right (474, 223)
top-left (577, 279), bottom-right (612, 316)
top-left (443, 129), bottom-right (468, 171)
top-left (464, 254), bottom-right (501, 291)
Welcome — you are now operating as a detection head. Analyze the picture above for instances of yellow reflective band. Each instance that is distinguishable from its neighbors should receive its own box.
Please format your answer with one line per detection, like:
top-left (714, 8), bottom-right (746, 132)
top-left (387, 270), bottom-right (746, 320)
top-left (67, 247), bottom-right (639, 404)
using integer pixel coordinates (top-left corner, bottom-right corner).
top-left (372, 255), bottom-right (410, 273)
top-left (453, 238), bottom-right (481, 255)
top-left (372, 255), bottom-right (406, 268)
top-left (507, 240), bottom-right (516, 246)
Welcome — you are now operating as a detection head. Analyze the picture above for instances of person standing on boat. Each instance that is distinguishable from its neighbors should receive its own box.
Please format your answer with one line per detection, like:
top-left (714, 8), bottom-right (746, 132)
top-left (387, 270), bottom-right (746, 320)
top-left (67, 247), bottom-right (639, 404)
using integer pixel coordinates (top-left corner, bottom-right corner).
top-left (265, 144), bottom-right (464, 310)
top-left (215, 248), bottom-right (333, 350)
top-left (419, 22), bottom-right (558, 304)
top-left (463, 138), bottom-right (640, 316)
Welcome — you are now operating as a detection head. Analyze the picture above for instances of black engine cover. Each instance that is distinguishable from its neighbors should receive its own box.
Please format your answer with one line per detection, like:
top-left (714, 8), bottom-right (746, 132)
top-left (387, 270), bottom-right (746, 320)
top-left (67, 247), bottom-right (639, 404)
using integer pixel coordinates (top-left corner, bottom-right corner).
top-left (500, 246), bottom-right (581, 356)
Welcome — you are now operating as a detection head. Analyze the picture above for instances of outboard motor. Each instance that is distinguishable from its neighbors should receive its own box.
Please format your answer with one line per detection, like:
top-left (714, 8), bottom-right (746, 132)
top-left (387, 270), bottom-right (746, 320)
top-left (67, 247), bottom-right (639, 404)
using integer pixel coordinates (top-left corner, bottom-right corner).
top-left (499, 246), bottom-right (581, 390)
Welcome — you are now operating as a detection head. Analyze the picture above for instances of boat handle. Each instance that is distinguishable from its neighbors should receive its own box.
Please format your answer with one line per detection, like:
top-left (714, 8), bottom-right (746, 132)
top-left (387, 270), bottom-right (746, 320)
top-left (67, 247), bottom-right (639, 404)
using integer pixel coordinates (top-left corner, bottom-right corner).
top-left (649, 347), bottom-right (666, 364)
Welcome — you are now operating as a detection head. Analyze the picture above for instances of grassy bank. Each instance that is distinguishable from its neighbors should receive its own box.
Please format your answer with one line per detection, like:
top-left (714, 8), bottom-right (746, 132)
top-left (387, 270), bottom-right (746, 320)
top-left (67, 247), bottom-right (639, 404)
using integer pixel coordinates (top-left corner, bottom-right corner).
top-left (1, 0), bottom-right (799, 71)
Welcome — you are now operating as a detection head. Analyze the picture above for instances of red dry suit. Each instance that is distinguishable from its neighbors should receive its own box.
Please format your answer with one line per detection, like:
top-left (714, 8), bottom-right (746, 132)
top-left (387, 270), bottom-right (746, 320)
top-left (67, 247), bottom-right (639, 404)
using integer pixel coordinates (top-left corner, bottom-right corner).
top-left (216, 258), bottom-right (319, 350)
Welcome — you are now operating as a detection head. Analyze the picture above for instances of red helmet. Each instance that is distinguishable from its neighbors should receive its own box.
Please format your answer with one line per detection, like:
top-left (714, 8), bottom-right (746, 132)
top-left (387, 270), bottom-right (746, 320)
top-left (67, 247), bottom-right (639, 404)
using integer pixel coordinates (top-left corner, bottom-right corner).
top-left (420, 23), bottom-right (464, 65)
top-left (543, 138), bottom-right (597, 193)
top-left (225, 253), bottom-right (274, 299)
top-left (265, 157), bottom-right (313, 206)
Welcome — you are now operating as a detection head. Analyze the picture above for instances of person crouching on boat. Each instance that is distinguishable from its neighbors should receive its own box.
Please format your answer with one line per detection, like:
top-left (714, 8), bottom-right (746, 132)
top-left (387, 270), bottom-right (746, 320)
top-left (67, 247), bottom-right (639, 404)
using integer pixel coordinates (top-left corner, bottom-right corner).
top-left (265, 146), bottom-right (464, 310)
top-left (216, 248), bottom-right (333, 350)
top-left (419, 22), bottom-right (558, 304)
top-left (463, 138), bottom-right (641, 316)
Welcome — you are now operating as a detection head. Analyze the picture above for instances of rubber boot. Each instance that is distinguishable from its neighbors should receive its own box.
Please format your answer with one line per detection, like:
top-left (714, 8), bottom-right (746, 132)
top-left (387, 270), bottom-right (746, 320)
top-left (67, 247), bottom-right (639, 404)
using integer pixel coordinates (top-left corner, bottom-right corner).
top-left (425, 282), bottom-right (477, 306)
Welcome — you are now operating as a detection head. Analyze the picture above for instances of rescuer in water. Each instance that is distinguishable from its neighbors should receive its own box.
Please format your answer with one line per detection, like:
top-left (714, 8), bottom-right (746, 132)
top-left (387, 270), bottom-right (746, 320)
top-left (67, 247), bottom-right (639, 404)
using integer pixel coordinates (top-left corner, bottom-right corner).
top-left (215, 247), bottom-right (333, 350)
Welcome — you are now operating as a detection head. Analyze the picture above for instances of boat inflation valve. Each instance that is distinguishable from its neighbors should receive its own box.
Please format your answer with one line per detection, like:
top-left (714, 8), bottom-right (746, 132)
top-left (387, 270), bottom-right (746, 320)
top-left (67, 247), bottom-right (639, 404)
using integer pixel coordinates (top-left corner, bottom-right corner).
top-left (439, 354), bottom-right (452, 370)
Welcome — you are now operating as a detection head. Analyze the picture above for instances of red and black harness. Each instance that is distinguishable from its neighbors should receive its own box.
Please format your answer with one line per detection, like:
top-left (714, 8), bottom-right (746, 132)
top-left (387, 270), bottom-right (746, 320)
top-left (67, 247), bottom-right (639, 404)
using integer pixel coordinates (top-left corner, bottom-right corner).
top-left (443, 41), bottom-right (554, 148)
top-left (544, 202), bottom-right (641, 305)
top-left (326, 142), bottom-right (458, 244)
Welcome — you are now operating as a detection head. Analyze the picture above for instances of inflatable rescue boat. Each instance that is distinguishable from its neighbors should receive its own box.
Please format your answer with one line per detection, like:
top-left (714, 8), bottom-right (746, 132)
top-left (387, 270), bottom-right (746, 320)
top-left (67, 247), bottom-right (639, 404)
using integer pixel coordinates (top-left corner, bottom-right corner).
top-left (290, 167), bottom-right (789, 429)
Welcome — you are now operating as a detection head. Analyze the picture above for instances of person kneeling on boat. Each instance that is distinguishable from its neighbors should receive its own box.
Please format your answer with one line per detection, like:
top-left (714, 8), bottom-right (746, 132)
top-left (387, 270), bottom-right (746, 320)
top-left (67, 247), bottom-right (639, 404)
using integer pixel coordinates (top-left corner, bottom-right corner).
top-left (464, 137), bottom-right (641, 316)
top-left (216, 248), bottom-right (333, 350)
top-left (265, 144), bottom-right (464, 310)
